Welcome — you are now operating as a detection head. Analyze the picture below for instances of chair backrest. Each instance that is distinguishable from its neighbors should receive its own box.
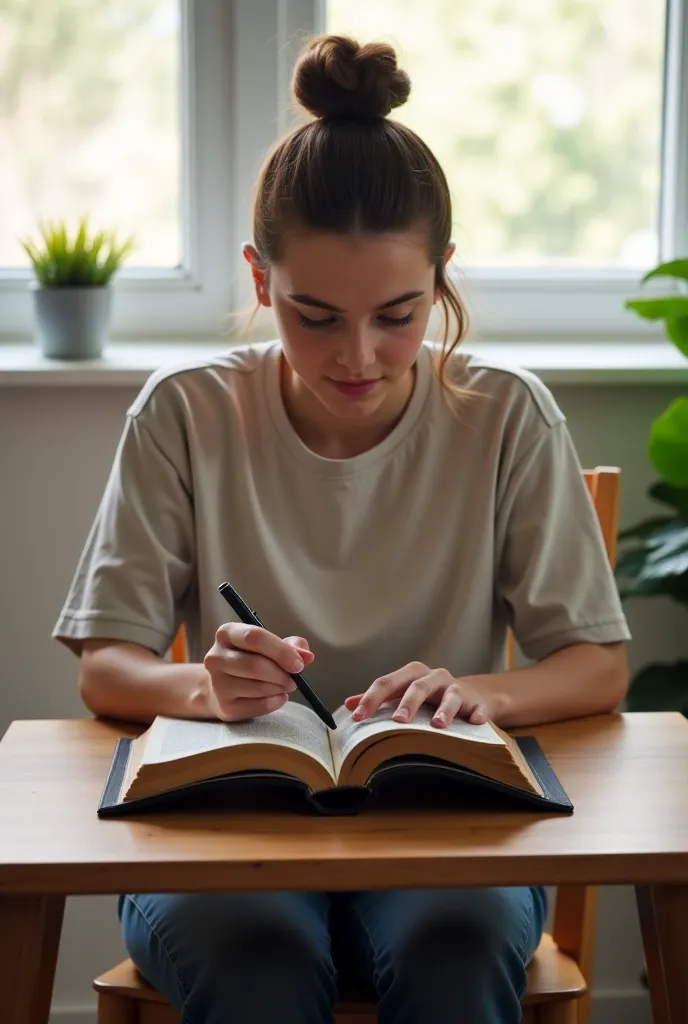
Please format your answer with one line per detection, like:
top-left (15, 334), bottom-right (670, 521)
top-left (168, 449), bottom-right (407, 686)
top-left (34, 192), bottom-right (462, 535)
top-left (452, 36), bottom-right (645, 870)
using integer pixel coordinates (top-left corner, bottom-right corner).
top-left (506, 466), bottom-right (620, 1024)
top-left (169, 624), bottom-right (188, 665)
top-left (170, 465), bottom-right (621, 1024)
top-left (581, 466), bottom-right (621, 566)
top-left (557, 467), bottom-right (621, 1024)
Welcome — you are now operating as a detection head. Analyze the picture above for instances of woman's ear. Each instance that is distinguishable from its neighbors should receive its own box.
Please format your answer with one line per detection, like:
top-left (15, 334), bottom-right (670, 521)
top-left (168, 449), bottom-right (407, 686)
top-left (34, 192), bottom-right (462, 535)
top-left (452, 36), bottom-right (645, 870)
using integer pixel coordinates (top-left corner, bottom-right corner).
top-left (242, 244), bottom-right (272, 307)
top-left (434, 243), bottom-right (456, 301)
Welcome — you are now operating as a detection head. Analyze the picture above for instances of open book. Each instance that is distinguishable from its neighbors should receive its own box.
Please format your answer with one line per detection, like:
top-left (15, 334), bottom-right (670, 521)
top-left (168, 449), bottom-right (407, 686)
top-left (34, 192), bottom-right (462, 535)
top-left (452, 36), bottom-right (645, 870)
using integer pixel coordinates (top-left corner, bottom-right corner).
top-left (98, 702), bottom-right (573, 817)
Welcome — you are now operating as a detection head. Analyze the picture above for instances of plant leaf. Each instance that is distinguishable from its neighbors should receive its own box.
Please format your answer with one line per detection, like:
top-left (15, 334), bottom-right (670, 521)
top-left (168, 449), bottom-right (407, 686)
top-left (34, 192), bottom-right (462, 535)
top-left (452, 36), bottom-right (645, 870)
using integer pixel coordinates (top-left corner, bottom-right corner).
top-left (20, 239), bottom-right (40, 269)
top-left (649, 398), bottom-right (688, 488)
top-left (625, 296), bottom-right (688, 321)
top-left (74, 217), bottom-right (87, 256)
top-left (664, 315), bottom-right (688, 358)
top-left (17, 218), bottom-right (134, 287)
top-left (642, 259), bottom-right (688, 285)
top-left (646, 520), bottom-right (688, 550)
top-left (626, 661), bottom-right (688, 716)
top-left (616, 518), bottom-right (688, 601)
top-left (619, 517), bottom-right (688, 549)
top-left (626, 520), bottom-right (688, 575)
top-left (618, 515), bottom-right (677, 542)
top-left (648, 481), bottom-right (688, 515)
top-left (643, 527), bottom-right (688, 578)
top-left (618, 573), bottom-right (688, 603)
top-left (616, 544), bottom-right (653, 579)
top-left (617, 571), bottom-right (688, 602)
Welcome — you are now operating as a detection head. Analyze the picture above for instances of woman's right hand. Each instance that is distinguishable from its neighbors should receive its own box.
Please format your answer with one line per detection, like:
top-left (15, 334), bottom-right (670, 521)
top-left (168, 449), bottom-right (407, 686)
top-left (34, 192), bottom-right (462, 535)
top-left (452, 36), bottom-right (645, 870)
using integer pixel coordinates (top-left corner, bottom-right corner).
top-left (201, 623), bottom-right (314, 722)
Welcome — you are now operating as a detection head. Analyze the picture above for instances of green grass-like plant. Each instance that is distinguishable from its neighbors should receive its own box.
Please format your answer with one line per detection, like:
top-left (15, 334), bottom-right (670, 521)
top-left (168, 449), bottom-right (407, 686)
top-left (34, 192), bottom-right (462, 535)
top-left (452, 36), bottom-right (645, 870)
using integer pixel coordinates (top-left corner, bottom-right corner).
top-left (21, 217), bottom-right (134, 287)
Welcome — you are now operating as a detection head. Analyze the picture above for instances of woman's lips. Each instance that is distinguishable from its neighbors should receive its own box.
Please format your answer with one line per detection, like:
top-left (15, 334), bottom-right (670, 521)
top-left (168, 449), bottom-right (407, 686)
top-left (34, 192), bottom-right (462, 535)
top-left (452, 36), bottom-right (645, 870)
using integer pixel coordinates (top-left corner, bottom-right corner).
top-left (329, 378), bottom-right (380, 396)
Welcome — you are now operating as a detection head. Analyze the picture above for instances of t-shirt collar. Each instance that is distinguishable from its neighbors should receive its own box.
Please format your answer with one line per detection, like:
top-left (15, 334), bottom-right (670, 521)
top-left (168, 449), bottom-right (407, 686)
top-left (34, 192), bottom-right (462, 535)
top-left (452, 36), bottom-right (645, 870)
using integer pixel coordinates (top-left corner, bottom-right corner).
top-left (264, 341), bottom-right (433, 477)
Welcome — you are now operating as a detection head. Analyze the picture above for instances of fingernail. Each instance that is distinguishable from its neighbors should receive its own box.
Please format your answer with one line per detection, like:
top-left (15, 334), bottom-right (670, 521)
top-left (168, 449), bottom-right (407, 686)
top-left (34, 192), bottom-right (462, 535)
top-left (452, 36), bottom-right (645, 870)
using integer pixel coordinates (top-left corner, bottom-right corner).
top-left (394, 707), bottom-right (409, 722)
top-left (292, 657), bottom-right (304, 672)
top-left (433, 712), bottom-right (446, 725)
top-left (353, 706), bottom-right (367, 720)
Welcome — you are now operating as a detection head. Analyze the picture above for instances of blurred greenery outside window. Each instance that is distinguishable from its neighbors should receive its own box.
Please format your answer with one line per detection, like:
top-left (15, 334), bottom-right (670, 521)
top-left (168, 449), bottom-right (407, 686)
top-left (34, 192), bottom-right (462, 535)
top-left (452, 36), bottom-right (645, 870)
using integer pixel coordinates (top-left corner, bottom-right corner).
top-left (0, 0), bottom-right (678, 339)
top-left (326, 0), bottom-right (666, 270)
top-left (0, 0), bottom-right (181, 269)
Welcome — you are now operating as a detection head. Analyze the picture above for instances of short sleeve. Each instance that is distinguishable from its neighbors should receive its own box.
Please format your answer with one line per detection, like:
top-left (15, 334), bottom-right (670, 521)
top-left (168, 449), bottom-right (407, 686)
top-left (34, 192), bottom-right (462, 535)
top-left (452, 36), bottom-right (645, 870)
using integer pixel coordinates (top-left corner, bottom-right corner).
top-left (496, 420), bottom-right (631, 662)
top-left (52, 401), bottom-right (195, 657)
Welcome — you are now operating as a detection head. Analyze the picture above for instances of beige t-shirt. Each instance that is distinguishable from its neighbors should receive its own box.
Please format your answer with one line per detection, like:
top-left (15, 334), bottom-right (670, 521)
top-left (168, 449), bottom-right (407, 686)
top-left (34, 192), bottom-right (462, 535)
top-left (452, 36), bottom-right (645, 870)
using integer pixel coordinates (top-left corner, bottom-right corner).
top-left (53, 341), bottom-right (630, 710)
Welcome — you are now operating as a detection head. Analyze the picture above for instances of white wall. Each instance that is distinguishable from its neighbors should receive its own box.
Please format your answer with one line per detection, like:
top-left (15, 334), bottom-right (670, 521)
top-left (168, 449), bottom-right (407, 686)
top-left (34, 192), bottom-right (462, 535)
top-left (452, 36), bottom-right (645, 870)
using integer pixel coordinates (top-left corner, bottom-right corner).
top-left (1, 377), bottom-right (686, 1024)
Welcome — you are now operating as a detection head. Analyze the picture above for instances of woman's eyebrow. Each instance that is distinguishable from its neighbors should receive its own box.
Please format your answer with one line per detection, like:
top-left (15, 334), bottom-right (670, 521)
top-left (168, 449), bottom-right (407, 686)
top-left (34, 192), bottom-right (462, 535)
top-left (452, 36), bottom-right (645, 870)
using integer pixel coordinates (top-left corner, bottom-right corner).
top-left (376, 290), bottom-right (425, 310)
top-left (289, 293), bottom-right (341, 312)
top-left (288, 290), bottom-right (425, 312)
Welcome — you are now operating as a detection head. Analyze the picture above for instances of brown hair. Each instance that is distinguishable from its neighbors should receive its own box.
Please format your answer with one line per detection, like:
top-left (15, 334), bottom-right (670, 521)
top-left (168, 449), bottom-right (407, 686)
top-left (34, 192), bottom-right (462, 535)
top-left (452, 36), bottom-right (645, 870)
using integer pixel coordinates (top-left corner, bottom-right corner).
top-left (252, 35), bottom-right (468, 395)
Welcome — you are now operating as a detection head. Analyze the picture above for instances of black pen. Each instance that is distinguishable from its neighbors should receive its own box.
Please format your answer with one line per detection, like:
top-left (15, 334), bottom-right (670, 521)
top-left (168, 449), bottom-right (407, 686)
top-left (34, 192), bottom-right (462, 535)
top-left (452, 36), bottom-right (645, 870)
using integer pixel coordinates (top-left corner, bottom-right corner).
top-left (218, 582), bottom-right (337, 730)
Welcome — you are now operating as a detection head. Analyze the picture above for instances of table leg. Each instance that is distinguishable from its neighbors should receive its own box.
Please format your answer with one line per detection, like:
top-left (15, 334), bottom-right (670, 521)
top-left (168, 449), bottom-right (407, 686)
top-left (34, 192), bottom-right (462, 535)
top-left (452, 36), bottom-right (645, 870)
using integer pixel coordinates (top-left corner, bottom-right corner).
top-left (636, 885), bottom-right (688, 1024)
top-left (0, 895), bottom-right (65, 1024)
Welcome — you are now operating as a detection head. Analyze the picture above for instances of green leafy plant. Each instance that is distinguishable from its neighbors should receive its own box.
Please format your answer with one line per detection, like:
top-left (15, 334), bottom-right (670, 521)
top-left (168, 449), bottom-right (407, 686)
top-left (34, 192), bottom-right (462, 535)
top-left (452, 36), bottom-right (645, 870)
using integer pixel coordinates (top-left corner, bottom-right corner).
top-left (616, 259), bottom-right (688, 716)
top-left (20, 217), bottom-right (134, 288)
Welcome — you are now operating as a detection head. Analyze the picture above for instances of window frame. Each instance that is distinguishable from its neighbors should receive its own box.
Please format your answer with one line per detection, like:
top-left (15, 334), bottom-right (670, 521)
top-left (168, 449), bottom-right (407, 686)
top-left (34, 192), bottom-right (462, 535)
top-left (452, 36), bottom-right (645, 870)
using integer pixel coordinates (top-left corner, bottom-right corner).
top-left (0, 0), bottom-right (684, 344)
top-left (315, 0), bottom-right (687, 344)
top-left (0, 0), bottom-right (319, 340)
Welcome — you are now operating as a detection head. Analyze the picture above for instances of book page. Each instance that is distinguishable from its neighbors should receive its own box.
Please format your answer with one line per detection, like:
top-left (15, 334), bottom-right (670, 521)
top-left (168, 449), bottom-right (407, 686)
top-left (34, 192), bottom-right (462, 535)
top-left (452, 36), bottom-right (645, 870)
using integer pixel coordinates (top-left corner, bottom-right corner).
top-left (141, 703), bottom-right (335, 776)
top-left (332, 703), bottom-right (505, 777)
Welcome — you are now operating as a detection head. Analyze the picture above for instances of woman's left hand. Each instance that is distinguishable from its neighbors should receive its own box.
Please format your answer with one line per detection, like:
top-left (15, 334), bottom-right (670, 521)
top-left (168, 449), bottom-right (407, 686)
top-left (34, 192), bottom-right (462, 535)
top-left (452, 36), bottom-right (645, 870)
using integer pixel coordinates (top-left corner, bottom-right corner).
top-left (344, 662), bottom-right (495, 728)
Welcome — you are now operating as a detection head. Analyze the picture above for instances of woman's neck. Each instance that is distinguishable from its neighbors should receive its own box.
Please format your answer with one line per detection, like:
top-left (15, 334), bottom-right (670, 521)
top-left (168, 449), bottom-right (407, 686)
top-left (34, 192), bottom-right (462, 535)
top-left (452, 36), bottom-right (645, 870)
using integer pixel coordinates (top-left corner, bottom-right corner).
top-left (280, 356), bottom-right (416, 459)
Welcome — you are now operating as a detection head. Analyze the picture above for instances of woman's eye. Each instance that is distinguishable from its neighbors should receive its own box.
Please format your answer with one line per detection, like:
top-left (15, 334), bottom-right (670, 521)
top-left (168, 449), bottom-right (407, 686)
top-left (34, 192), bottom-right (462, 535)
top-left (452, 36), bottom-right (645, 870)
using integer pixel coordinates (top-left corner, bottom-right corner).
top-left (298, 311), bottom-right (414, 329)
top-left (299, 313), bottom-right (337, 329)
top-left (378, 312), bottom-right (414, 328)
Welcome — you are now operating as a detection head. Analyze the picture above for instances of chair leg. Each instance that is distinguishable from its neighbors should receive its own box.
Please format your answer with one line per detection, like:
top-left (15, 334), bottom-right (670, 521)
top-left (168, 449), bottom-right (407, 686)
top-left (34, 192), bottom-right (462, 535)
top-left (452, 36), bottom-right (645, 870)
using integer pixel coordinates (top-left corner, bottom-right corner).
top-left (534, 1001), bottom-right (578, 1024)
top-left (97, 991), bottom-right (138, 1024)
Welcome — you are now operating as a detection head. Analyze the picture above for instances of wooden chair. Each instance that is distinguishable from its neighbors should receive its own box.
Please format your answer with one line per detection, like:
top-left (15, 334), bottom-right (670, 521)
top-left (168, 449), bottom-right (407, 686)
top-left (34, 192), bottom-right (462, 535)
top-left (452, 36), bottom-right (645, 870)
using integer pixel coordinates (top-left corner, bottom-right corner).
top-left (94, 467), bottom-right (622, 1024)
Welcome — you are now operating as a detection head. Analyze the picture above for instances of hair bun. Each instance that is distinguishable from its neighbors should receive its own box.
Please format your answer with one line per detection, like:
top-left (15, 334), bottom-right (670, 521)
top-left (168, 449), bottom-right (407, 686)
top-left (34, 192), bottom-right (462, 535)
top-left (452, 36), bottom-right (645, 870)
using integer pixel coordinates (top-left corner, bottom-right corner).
top-left (292, 35), bottom-right (411, 121)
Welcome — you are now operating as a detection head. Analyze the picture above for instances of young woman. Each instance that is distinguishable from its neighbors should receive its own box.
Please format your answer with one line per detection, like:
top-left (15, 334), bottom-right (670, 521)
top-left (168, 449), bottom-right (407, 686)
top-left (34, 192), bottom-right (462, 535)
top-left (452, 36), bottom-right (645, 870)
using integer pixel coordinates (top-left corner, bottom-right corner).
top-left (54, 34), bottom-right (630, 1024)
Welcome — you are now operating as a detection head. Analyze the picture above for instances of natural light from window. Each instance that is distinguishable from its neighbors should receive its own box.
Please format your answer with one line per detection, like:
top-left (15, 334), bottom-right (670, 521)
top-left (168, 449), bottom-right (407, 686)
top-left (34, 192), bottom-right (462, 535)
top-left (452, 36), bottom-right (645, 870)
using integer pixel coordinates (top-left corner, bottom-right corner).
top-left (0, 0), bottom-right (180, 269)
top-left (327, 0), bottom-right (666, 269)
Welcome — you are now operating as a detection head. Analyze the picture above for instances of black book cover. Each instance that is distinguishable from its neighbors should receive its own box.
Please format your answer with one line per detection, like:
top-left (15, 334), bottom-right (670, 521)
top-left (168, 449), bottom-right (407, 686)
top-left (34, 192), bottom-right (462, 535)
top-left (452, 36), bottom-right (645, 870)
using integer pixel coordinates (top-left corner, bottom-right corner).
top-left (97, 735), bottom-right (573, 818)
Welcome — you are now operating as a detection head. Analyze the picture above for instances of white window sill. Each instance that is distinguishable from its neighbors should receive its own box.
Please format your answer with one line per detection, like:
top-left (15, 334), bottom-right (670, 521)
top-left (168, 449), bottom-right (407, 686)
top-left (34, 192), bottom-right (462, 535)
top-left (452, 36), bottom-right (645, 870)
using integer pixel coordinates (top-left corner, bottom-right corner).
top-left (0, 339), bottom-right (685, 387)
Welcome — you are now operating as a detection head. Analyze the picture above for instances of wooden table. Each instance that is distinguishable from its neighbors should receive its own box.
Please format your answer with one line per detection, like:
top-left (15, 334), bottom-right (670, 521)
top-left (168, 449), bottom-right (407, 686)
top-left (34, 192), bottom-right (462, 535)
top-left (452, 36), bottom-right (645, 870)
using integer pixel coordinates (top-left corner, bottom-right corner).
top-left (0, 712), bottom-right (687, 1024)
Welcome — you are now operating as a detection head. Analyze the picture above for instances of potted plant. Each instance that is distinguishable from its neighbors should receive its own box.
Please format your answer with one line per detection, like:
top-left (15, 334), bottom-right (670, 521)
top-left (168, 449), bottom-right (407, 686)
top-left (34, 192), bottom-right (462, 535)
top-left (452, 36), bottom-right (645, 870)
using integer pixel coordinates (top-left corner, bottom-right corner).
top-left (616, 259), bottom-right (688, 716)
top-left (21, 217), bottom-right (134, 360)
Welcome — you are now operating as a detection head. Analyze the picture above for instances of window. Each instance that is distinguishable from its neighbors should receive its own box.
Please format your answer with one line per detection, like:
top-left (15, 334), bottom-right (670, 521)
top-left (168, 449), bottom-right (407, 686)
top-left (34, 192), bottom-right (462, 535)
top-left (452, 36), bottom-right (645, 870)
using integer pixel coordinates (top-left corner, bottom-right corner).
top-left (0, 0), bottom-right (685, 344)
top-left (0, 0), bottom-right (181, 269)
top-left (324, 0), bottom-right (687, 341)
top-left (0, 0), bottom-right (239, 339)
top-left (327, 0), bottom-right (665, 271)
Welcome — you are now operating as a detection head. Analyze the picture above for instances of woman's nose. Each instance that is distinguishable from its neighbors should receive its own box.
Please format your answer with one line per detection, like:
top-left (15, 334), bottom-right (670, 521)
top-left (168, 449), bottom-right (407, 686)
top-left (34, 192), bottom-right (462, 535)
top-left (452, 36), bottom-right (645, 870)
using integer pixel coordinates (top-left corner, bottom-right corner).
top-left (335, 328), bottom-right (377, 373)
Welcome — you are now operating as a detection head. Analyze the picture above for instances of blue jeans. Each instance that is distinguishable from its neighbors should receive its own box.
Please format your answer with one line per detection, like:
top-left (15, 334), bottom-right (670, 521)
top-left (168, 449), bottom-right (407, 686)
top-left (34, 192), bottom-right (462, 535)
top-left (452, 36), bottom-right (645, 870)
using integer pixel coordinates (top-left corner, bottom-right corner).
top-left (119, 886), bottom-right (546, 1024)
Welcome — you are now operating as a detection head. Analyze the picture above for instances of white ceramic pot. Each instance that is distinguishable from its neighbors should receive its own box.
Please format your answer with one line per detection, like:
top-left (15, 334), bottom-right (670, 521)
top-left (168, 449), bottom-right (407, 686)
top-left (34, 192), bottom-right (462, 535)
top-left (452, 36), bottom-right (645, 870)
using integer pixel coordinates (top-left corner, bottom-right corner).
top-left (32, 285), bottom-right (112, 360)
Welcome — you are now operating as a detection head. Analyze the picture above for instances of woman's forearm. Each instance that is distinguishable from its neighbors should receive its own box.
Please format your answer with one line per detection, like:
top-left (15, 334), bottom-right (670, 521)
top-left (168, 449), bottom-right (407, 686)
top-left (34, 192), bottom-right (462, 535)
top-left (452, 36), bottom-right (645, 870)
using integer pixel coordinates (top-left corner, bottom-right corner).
top-left (79, 639), bottom-right (212, 725)
top-left (467, 642), bottom-right (629, 729)
top-left (78, 638), bottom-right (628, 730)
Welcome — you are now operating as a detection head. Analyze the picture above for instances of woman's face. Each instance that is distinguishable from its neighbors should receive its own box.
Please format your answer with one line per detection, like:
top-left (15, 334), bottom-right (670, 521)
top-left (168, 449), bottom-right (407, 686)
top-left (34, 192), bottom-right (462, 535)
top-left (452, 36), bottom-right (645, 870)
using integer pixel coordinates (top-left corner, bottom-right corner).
top-left (246, 231), bottom-right (444, 429)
